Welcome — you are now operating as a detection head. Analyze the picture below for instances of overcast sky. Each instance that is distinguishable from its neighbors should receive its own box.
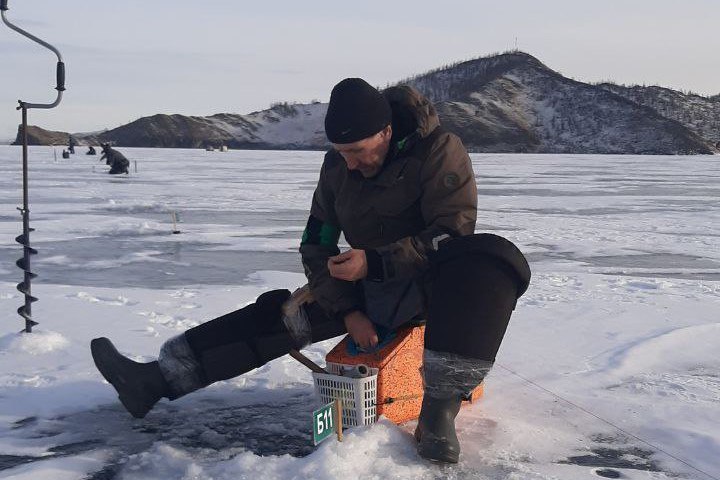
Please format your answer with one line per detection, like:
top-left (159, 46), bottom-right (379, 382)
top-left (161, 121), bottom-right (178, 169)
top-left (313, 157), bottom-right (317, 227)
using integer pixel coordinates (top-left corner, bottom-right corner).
top-left (1, 0), bottom-right (718, 141)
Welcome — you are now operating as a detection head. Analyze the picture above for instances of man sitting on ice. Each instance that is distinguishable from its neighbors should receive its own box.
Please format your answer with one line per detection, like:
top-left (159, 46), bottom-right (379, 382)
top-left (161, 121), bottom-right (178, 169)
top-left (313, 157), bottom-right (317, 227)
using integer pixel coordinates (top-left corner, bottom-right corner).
top-left (91, 78), bottom-right (530, 464)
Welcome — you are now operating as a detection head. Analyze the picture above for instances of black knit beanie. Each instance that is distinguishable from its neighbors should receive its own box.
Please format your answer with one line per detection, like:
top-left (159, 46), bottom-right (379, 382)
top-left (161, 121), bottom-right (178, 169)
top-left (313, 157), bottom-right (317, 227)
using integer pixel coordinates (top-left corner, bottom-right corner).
top-left (324, 78), bottom-right (392, 144)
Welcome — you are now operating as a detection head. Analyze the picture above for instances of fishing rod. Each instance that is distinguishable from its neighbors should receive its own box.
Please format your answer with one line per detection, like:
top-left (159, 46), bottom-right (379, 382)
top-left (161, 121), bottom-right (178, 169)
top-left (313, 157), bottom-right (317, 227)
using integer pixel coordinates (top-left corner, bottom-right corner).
top-left (2, 0), bottom-right (65, 332)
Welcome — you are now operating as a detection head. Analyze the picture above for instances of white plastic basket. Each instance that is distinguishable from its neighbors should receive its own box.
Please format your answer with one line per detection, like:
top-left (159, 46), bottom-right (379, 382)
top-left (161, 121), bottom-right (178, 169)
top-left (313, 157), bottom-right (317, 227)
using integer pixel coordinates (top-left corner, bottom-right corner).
top-left (312, 362), bottom-right (379, 428)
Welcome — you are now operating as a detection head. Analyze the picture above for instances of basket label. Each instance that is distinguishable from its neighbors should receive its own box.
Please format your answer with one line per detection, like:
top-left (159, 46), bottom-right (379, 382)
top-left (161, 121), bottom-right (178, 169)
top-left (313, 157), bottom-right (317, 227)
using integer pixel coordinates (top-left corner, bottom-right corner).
top-left (312, 401), bottom-right (336, 445)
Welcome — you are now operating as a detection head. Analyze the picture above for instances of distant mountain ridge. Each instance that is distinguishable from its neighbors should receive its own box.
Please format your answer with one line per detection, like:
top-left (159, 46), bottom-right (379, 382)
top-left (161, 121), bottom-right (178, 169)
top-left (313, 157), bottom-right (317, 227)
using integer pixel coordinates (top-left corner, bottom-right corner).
top-left (16, 52), bottom-right (718, 154)
top-left (597, 83), bottom-right (720, 146)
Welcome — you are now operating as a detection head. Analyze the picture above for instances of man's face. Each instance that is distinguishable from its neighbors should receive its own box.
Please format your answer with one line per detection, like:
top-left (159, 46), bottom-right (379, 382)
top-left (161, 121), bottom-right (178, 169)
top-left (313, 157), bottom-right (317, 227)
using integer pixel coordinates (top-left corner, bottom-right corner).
top-left (333, 125), bottom-right (392, 178)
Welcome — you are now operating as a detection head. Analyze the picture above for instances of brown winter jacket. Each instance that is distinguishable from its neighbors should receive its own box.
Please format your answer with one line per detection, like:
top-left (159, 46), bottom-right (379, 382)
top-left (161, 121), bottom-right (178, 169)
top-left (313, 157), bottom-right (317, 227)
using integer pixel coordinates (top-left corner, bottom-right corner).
top-left (300, 85), bottom-right (477, 326)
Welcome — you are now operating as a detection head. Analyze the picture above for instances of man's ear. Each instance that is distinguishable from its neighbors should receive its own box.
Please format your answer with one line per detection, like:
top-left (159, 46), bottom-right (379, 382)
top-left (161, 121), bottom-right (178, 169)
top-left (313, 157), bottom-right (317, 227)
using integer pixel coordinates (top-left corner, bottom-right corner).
top-left (382, 124), bottom-right (392, 139)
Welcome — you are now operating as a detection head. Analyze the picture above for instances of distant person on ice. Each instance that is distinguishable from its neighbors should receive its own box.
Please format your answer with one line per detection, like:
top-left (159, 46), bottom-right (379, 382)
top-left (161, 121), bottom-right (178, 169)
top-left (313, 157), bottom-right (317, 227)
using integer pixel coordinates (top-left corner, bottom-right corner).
top-left (100, 143), bottom-right (129, 174)
top-left (67, 135), bottom-right (76, 154)
top-left (91, 78), bottom-right (530, 463)
top-left (86, 146), bottom-right (96, 155)
top-left (99, 143), bottom-right (113, 165)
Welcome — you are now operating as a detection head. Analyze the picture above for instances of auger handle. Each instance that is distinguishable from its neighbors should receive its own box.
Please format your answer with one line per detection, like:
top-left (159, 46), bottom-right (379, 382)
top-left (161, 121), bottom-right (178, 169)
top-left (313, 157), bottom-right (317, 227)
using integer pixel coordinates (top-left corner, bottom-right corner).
top-left (2, 0), bottom-right (64, 108)
top-left (56, 61), bottom-right (65, 92)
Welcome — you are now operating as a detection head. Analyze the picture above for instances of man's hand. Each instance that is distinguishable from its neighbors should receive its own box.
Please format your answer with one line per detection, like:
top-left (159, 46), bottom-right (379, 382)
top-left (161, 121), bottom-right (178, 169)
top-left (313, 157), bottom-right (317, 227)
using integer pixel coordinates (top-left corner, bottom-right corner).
top-left (328, 249), bottom-right (368, 281)
top-left (343, 311), bottom-right (378, 350)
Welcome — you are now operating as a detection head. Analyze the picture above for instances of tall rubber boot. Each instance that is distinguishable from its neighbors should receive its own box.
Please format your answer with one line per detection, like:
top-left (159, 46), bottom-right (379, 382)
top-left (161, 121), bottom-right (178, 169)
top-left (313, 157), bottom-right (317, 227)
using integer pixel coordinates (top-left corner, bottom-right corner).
top-left (91, 337), bottom-right (171, 419)
top-left (415, 234), bottom-right (529, 462)
top-left (415, 394), bottom-right (463, 463)
top-left (414, 349), bottom-right (493, 463)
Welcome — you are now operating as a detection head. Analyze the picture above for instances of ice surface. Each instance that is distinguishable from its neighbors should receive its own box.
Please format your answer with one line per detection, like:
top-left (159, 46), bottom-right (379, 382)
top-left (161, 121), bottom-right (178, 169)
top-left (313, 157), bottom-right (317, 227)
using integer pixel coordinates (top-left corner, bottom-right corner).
top-left (0, 147), bottom-right (718, 479)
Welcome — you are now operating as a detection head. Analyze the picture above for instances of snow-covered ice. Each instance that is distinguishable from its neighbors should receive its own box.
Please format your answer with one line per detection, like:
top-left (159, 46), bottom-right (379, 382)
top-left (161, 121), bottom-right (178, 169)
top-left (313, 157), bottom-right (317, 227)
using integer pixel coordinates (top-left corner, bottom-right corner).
top-left (0, 146), bottom-right (718, 479)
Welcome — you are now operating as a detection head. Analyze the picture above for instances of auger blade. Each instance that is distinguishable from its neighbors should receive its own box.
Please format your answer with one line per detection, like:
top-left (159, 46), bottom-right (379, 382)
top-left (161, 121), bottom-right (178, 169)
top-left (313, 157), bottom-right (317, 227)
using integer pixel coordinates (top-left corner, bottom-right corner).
top-left (16, 258), bottom-right (38, 272)
top-left (16, 282), bottom-right (38, 299)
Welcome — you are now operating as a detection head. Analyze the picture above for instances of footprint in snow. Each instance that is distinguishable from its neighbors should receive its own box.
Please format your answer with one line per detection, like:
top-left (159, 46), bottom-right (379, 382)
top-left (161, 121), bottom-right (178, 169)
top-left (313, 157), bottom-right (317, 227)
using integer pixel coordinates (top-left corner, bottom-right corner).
top-left (70, 292), bottom-right (138, 306)
top-left (168, 289), bottom-right (198, 299)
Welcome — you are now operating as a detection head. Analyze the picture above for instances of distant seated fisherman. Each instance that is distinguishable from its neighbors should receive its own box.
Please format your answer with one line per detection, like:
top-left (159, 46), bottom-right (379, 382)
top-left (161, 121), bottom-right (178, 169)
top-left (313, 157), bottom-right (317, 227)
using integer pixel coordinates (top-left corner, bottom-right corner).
top-left (91, 78), bottom-right (530, 464)
top-left (86, 146), bottom-right (96, 155)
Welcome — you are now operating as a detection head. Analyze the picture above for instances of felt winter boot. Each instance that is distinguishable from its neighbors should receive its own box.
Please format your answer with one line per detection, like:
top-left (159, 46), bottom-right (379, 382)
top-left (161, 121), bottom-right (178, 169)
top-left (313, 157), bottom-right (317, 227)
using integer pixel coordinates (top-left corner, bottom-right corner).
top-left (91, 337), bottom-right (171, 419)
top-left (91, 288), bottom-right (342, 419)
top-left (91, 331), bottom-right (210, 418)
top-left (90, 290), bottom-right (293, 419)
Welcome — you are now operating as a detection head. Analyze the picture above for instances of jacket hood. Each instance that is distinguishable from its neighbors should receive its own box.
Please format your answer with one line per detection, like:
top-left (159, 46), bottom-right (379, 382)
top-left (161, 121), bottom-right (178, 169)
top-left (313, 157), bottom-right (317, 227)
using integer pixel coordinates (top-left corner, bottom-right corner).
top-left (383, 85), bottom-right (440, 141)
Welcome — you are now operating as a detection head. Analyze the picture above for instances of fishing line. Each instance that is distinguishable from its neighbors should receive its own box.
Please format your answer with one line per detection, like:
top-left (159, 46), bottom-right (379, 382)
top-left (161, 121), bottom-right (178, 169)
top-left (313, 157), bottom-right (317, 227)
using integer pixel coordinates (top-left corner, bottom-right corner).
top-left (496, 363), bottom-right (719, 480)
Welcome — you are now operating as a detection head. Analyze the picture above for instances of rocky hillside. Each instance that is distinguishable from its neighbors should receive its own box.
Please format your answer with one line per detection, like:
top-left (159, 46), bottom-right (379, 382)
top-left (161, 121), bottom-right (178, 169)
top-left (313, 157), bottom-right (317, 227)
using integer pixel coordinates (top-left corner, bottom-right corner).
top-left (597, 83), bottom-right (720, 148)
top-left (14, 125), bottom-right (75, 146)
top-left (402, 53), bottom-right (715, 154)
top-left (16, 52), bottom-right (718, 154)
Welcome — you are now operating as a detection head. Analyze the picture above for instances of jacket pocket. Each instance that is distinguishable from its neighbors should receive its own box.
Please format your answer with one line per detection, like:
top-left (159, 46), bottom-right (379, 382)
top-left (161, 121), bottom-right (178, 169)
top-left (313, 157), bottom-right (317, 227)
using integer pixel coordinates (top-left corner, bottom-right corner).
top-left (373, 178), bottom-right (421, 216)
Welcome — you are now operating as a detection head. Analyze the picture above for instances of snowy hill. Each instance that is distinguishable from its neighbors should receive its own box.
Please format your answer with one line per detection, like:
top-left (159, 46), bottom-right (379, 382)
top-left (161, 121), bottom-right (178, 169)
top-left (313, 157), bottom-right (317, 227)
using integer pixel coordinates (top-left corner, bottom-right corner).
top-left (19, 102), bottom-right (330, 151)
top-left (403, 52), bottom-right (715, 154)
top-left (598, 83), bottom-right (720, 147)
top-left (15, 52), bottom-right (718, 154)
top-left (76, 102), bottom-right (330, 150)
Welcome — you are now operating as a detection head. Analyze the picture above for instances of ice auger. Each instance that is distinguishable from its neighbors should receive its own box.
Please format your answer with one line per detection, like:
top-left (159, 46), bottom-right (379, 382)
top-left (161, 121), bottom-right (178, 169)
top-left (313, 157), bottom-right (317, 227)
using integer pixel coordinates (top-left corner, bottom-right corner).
top-left (2, 0), bottom-right (65, 332)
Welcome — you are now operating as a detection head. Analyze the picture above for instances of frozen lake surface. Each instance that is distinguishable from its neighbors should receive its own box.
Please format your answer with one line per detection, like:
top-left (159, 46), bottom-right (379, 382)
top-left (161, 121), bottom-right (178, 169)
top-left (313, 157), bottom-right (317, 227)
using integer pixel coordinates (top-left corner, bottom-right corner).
top-left (1, 149), bottom-right (717, 289)
top-left (0, 147), bottom-right (718, 480)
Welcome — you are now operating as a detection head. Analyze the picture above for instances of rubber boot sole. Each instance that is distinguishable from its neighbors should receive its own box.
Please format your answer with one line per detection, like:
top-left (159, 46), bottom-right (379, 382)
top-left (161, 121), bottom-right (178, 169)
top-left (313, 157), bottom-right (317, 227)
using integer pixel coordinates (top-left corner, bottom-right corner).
top-left (415, 427), bottom-right (460, 464)
top-left (414, 394), bottom-right (462, 464)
